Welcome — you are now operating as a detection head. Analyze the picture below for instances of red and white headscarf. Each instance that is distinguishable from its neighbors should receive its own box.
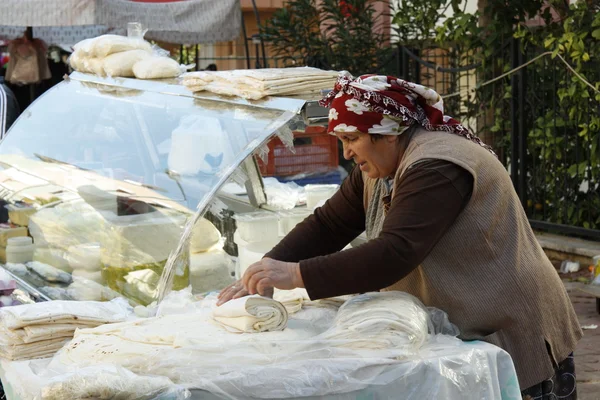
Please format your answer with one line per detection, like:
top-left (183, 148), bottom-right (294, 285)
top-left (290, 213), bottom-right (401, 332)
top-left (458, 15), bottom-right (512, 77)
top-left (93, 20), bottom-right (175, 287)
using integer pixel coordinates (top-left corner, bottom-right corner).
top-left (319, 72), bottom-right (495, 155)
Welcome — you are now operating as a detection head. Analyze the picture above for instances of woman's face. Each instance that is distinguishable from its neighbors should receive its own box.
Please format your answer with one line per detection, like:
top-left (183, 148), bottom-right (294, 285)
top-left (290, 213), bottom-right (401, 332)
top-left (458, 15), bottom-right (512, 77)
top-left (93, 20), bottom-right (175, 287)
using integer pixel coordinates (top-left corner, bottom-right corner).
top-left (335, 131), bottom-right (401, 179)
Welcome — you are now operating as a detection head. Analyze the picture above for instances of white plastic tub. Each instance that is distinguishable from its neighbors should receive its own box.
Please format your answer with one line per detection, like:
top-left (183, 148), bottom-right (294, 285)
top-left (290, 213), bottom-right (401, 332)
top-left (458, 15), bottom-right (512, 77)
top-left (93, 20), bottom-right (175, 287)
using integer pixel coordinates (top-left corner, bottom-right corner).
top-left (233, 211), bottom-right (279, 243)
top-left (237, 240), bottom-right (279, 277)
top-left (5, 204), bottom-right (37, 227)
top-left (305, 184), bottom-right (339, 209)
top-left (234, 231), bottom-right (280, 278)
top-left (278, 208), bottom-right (312, 235)
top-left (6, 236), bottom-right (35, 264)
top-left (0, 225), bottom-right (28, 247)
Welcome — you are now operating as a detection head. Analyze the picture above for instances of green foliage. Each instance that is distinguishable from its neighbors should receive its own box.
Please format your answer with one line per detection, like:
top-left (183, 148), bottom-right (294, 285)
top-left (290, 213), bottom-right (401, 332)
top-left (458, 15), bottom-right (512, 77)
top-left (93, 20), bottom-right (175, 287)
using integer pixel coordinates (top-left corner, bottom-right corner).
top-left (393, 0), bottom-right (459, 47)
top-left (433, 0), bottom-right (600, 230)
top-left (260, 0), bottom-right (391, 74)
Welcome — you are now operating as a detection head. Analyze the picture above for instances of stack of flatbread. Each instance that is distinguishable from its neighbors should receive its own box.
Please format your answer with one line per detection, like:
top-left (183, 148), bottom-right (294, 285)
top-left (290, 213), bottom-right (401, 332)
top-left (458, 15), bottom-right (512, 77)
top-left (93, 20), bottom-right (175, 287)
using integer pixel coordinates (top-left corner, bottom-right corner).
top-left (181, 67), bottom-right (339, 100)
top-left (319, 292), bottom-right (430, 351)
top-left (0, 298), bottom-right (131, 360)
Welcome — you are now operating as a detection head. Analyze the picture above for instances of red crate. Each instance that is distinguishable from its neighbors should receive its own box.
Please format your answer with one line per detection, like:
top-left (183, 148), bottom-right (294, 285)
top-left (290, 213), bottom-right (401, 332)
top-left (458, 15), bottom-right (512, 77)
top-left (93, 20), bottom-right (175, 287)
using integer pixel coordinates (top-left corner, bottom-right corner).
top-left (258, 126), bottom-right (339, 177)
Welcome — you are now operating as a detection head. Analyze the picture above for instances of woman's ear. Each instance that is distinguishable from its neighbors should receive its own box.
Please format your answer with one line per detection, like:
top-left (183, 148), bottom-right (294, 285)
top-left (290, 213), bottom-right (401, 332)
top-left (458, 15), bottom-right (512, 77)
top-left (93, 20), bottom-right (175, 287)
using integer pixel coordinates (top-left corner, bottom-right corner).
top-left (385, 134), bottom-right (398, 143)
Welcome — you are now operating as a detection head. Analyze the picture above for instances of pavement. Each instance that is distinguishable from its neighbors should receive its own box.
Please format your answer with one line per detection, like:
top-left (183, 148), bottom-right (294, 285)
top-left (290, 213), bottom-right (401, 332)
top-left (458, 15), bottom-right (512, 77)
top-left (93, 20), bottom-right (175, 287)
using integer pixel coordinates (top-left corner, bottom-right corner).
top-left (564, 281), bottom-right (600, 400)
top-left (537, 231), bottom-right (600, 399)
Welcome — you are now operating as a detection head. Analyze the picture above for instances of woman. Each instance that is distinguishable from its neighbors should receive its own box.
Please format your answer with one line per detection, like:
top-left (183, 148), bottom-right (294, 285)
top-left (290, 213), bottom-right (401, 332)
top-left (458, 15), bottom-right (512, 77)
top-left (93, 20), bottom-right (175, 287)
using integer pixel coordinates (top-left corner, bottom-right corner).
top-left (218, 73), bottom-right (581, 399)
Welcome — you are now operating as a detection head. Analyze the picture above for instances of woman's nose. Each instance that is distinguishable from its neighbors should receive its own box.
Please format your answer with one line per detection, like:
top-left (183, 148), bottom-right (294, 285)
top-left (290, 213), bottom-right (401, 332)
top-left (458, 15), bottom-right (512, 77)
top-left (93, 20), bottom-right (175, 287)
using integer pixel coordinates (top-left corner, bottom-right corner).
top-left (343, 144), bottom-right (353, 160)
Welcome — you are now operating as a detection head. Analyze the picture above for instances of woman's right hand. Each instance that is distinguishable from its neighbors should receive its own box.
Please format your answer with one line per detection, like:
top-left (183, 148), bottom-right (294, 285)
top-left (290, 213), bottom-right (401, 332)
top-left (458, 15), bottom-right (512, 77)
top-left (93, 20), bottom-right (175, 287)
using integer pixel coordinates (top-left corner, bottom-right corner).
top-left (217, 280), bottom-right (249, 306)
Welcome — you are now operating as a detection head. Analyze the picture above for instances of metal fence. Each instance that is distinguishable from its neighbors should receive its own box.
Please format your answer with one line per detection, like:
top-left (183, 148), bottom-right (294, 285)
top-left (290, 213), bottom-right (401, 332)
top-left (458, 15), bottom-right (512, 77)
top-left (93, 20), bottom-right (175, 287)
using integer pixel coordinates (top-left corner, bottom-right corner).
top-left (386, 42), bottom-right (600, 239)
top-left (173, 41), bottom-right (295, 72)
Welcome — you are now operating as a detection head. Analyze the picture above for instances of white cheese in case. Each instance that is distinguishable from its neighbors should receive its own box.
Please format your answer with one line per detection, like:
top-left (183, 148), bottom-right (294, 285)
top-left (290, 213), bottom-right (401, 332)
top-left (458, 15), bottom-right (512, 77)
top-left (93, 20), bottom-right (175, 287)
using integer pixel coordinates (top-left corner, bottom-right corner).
top-left (189, 248), bottom-right (234, 294)
top-left (100, 210), bottom-right (188, 267)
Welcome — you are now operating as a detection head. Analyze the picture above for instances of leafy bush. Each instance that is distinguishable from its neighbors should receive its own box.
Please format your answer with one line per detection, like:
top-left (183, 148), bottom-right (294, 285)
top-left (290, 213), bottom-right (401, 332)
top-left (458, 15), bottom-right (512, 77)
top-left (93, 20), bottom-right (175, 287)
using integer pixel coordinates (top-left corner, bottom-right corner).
top-left (260, 0), bottom-right (392, 74)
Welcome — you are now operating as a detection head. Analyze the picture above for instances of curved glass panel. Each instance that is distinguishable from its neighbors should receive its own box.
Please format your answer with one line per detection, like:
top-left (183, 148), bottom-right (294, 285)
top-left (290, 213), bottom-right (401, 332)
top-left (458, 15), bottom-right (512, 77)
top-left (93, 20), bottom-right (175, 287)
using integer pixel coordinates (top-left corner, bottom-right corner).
top-left (0, 75), bottom-right (301, 305)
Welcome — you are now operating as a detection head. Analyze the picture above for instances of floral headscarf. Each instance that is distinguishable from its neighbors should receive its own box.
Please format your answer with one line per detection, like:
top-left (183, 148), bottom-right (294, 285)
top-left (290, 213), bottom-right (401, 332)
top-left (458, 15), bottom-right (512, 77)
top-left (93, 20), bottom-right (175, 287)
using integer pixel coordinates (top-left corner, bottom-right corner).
top-left (320, 72), bottom-right (495, 155)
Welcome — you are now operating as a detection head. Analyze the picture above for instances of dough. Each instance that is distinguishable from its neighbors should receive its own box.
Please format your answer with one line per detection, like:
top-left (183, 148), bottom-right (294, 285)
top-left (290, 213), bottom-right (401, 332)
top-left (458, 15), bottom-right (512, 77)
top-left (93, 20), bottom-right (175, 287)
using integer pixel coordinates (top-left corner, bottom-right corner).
top-left (190, 218), bottom-right (221, 253)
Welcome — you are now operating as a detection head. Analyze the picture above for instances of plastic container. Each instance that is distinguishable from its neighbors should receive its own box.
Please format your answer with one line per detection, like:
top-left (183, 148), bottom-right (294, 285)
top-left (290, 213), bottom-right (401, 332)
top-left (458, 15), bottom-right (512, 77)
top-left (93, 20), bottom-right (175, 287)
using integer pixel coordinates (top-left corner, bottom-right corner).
top-left (305, 184), bottom-right (339, 209)
top-left (237, 239), bottom-right (280, 278)
top-left (257, 127), bottom-right (339, 177)
top-left (5, 204), bottom-right (37, 226)
top-left (233, 211), bottom-right (279, 243)
top-left (6, 236), bottom-right (35, 264)
top-left (278, 208), bottom-right (312, 236)
top-left (0, 225), bottom-right (28, 247)
top-left (233, 231), bottom-right (280, 278)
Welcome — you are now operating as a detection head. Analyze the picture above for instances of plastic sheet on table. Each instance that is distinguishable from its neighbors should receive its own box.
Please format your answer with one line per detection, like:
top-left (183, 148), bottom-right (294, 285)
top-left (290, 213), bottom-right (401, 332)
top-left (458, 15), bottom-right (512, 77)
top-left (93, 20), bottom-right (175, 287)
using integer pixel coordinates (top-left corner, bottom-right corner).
top-left (2, 291), bottom-right (521, 400)
top-left (40, 364), bottom-right (189, 400)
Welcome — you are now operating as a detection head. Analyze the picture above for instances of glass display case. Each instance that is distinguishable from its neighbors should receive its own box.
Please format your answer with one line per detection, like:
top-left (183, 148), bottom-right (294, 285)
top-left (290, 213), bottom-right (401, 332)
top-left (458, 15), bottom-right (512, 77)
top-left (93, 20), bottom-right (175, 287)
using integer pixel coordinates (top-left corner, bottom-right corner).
top-left (0, 72), bottom-right (322, 306)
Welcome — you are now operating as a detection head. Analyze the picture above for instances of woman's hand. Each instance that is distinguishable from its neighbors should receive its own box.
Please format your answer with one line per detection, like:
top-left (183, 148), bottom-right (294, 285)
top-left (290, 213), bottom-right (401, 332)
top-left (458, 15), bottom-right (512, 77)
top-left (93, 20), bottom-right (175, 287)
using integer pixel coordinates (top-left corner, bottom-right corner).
top-left (217, 258), bottom-right (304, 306)
top-left (217, 280), bottom-right (249, 306)
top-left (242, 258), bottom-right (304, 296)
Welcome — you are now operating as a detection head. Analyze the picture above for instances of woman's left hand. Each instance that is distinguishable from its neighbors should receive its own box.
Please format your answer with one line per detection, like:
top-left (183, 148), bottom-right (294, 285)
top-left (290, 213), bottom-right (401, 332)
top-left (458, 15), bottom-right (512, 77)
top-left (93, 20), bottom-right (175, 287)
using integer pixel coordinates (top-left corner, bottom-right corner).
top-left (242, 258), bottom-right (304, 297)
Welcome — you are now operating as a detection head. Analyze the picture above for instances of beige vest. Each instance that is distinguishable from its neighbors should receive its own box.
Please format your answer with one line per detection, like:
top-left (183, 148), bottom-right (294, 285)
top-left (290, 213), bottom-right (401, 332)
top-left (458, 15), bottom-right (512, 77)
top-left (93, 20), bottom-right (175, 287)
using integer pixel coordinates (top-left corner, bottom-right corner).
top-left (363, 128), bottom-right (582, 389)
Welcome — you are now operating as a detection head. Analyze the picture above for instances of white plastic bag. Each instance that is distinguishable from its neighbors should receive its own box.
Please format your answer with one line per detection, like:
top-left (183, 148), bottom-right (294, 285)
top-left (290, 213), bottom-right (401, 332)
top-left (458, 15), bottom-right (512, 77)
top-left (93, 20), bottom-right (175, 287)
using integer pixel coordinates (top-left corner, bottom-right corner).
top-left (74, 35), bottom-right (152, 58)
top-left (103, 49), bottom-right (152, 78)
top-left (133, 56), bottom-right (182, 79)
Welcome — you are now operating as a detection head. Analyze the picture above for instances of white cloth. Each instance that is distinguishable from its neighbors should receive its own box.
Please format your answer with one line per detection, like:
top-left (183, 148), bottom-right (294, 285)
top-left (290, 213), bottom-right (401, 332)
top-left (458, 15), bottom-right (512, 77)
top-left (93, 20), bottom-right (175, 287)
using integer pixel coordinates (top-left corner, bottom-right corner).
top-left (212, 295), bottom-right (288, 332)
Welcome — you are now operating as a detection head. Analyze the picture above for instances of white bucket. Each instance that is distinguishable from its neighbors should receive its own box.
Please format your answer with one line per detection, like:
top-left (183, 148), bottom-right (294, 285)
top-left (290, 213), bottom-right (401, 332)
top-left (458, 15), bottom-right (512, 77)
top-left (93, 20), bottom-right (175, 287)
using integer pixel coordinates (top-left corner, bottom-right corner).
top-left (233, 211), bottom-right (279, 243)
top-left (234, 232), bottom-right (279, 278)
top-left (278, 208), bottom-right (312, 236)
top-left (305, 184), bottom-right (339, 209)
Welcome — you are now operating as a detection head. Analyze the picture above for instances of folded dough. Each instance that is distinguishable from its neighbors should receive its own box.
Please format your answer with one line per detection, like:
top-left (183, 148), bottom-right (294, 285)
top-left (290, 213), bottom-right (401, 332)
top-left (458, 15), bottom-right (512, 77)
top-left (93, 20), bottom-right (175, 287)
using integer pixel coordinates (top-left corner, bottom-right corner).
top-left (0, 298), bottom-right (131, 330)
top-left (212, 295), bottom-right (288, 333)
top-left (273, 288), bottom-right (311, 314)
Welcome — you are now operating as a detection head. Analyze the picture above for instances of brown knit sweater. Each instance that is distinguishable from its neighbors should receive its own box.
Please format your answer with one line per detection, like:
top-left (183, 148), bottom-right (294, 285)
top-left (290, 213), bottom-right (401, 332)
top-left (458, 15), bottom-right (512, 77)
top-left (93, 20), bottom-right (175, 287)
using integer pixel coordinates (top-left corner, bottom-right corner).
top-left (265, 159), bottom-right (473, 300)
